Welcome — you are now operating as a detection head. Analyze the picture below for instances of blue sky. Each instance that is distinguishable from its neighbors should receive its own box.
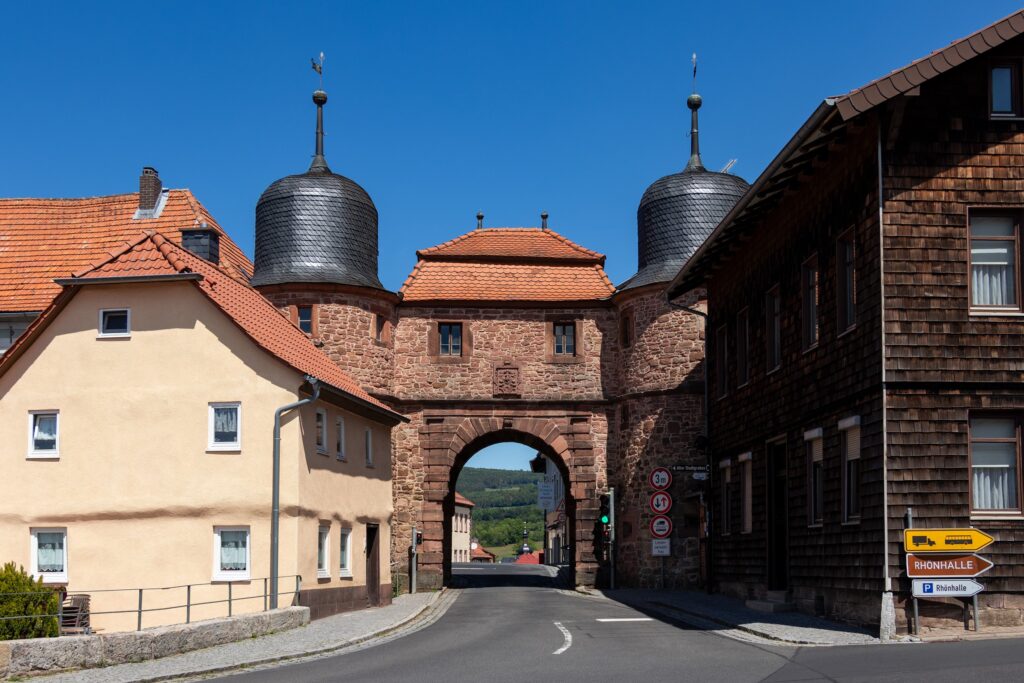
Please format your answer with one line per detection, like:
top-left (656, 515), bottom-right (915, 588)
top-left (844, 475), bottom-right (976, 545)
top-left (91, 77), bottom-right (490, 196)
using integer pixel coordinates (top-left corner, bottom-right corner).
top-left (3, 2), bottom-right (1019, 468)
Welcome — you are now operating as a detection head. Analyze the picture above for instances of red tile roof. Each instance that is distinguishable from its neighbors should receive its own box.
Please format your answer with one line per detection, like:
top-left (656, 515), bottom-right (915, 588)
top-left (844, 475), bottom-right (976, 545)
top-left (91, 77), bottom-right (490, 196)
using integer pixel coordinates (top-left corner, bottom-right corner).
top-left (401, 228), bottom-right (615, 303)
top-left (0, 191), bottom-right (253, 312)
top-left (454, 492), bottom-right (475, 508)
top-left (471, 544), bottom-right (495, 560)
top-left (0, 231), bottom-right (401, 421)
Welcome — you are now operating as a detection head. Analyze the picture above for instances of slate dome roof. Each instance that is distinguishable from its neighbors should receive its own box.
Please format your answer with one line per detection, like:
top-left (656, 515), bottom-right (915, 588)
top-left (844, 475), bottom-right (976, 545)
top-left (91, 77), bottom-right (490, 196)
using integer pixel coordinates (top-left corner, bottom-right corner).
top-left (250, 90), bottom-right (384, 290)
top-left (619, 93), bottom-right (749, 290)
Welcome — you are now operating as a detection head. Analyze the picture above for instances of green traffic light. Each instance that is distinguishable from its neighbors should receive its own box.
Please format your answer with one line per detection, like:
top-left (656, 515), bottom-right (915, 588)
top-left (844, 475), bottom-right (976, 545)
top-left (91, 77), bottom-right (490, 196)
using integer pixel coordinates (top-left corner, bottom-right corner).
top-left (600, 514), bottom-right (610, 524)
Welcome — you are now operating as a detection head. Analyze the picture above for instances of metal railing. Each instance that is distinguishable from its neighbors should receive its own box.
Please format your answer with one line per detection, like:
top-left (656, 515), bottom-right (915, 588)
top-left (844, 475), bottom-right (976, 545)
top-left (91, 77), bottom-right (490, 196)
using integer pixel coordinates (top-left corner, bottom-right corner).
top-left (0, 574), bottom-right (302, 635)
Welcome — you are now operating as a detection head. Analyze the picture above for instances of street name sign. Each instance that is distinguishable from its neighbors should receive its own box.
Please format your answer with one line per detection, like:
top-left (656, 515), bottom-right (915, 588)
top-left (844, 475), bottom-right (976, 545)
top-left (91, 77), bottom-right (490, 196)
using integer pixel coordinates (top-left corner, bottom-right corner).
top-left (650, 515), bottom-right (673, 538)
top-left (649, 468), bottom-right (672, 490)
top-left (651, 539), bottom-right (671, 556)
top-left (912, 579), bottom-right (984, 598)
top-left (903, 528), bottom-right (994, 553)
top-left (650, 491), bottom-right (673, 515)
top-left (906, 553), bottom-right (994, 578)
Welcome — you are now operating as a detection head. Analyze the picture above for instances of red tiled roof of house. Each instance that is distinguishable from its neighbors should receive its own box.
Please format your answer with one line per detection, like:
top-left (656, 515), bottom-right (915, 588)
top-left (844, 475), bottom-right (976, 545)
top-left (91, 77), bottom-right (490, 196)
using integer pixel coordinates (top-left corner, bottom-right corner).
top-left (0, 231), bottom-right (401, 421)
top-left (471, 545), bottom-right (495, 560)
top-left (0, 191), bottom-right (253, 313)
top-left (401, 227), bottom-right (615, 303)
top-left (418, 227), bottom-right (604, 262)
top-left (454, 492), bottom-right (475, 507)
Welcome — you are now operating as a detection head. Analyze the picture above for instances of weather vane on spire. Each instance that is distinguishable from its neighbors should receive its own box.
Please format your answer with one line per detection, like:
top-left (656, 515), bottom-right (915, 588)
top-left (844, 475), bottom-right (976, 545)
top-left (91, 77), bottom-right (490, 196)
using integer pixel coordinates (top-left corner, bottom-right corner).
top-left (691, 52), bottom-right (697, 93)
top-left (311, 51), bottom-right (325, 90)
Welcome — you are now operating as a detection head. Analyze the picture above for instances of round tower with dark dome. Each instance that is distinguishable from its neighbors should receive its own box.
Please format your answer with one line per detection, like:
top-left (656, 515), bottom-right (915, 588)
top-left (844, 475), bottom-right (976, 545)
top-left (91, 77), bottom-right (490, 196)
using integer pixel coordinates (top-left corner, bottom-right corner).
top-left (252, 88), bottom-right (397, 396)
top-left (611, 87), bottom-right (748, 588)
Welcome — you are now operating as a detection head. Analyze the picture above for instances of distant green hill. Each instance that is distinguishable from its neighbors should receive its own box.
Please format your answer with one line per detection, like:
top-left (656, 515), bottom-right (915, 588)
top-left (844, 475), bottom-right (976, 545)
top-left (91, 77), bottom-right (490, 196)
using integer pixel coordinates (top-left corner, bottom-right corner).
top-left (456, 467), bottom-right (545, 551)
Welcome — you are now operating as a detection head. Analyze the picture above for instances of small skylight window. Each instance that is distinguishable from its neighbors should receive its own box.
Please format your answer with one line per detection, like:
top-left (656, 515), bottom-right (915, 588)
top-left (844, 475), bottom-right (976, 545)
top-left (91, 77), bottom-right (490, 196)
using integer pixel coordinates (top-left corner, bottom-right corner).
top-left (99, 309), bottom-right (131, 337)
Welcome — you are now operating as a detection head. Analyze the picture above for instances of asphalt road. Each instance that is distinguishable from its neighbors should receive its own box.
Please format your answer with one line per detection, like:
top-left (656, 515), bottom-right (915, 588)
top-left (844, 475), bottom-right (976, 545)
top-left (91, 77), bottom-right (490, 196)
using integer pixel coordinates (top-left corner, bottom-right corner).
top-left (218, 564), bottom-right (1024, 683)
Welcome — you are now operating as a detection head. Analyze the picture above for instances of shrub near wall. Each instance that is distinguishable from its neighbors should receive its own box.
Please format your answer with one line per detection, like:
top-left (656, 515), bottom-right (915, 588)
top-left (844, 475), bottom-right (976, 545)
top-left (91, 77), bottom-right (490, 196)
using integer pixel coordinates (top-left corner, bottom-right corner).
top-left (0, 563), bottom-right (58, 640)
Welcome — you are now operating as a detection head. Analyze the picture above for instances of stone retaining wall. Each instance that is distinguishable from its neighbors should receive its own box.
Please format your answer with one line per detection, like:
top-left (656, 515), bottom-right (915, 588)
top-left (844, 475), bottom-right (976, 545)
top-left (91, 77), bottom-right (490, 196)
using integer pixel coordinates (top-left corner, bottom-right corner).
top-left (0, 606), bottom-right (309, 679)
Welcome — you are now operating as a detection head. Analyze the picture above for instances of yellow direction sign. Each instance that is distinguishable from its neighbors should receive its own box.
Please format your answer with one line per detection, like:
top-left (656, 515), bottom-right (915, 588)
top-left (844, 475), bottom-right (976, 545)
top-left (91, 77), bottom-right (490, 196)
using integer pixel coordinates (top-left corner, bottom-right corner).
top-left (904, 528), bottom-right (994, 553)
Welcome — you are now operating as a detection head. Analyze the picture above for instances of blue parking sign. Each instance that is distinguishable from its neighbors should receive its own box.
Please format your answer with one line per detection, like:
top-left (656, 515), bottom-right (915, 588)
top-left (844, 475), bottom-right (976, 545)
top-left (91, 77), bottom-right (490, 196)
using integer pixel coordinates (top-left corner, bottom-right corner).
top-left (922, 582), bottom-right (934, 594)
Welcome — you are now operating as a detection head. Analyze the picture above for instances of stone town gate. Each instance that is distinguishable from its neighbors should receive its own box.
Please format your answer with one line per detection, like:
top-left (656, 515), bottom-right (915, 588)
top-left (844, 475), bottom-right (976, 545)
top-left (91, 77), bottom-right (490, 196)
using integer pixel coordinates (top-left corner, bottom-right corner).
top-left (406, 410), bottom-right (604, 590)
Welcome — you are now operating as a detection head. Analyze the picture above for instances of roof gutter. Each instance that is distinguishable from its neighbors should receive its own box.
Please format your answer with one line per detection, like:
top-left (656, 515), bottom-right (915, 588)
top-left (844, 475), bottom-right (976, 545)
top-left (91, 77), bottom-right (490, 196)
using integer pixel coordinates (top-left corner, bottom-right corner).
top-left (666, 100), bottom-right (837, 299)
top-left (54, 273), bottom-right (204, 286)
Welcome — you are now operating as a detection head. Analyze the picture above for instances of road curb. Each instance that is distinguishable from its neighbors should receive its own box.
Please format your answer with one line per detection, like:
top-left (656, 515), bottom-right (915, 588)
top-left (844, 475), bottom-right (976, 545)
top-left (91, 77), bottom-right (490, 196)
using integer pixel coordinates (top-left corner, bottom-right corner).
top-left (71, 590), bottom-right (455, 683)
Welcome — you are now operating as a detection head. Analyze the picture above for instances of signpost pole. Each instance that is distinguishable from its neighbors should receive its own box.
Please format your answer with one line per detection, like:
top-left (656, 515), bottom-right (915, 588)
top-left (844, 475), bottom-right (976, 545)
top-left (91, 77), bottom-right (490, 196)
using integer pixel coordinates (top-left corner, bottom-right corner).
top-left (973, 594), bottom-right (980, 632)
top-left (609, 487), bottom-right (616, 591)
top-left (410, 525), bottom-right (418, 595)
top-left (906, 507), bottom-right (919, 636)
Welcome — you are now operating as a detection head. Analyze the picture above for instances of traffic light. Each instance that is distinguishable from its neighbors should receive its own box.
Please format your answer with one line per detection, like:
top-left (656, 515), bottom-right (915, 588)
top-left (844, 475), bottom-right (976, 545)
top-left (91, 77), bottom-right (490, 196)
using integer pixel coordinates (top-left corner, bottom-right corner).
top-left (599, 494), bottom-right (611, 525)
top-left (595, 494), bottom-right (612, 563)
top-left (415, 530), bottom-right (423, 545)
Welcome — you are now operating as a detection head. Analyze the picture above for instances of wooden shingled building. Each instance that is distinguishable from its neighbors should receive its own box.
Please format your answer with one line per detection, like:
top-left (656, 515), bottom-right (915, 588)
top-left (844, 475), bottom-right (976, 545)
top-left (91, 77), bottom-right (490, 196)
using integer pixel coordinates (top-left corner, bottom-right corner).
top-left (669, 9), bottom-right (1024, 634)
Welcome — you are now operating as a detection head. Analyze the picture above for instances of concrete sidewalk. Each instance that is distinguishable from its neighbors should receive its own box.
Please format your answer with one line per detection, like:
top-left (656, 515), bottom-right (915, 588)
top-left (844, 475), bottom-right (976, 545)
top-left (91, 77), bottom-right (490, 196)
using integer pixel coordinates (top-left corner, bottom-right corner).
top-left (596, 588), bottom-right (880, 646)
top-left (41, 590), bottom-right (455, 682)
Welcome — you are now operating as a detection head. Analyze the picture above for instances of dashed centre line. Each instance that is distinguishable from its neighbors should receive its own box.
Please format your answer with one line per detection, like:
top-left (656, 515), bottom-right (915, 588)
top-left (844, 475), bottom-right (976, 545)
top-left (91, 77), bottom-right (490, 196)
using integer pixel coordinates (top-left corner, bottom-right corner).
top-left (596, 618), bottom-right (653, 622)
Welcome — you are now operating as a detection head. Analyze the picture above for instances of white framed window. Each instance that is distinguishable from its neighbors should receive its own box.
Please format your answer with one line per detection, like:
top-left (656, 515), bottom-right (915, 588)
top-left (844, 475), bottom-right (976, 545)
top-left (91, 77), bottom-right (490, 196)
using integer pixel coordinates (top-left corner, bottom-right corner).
top-left (336, 416), bottom-right (346, 461)
top-left (98, 308), bottom-right (131, 338)
top-left (365, 428), bottom-right (373, 467)
top-left (339, 528), bottom-right (352, 578)
top-left (30, 528), bottom-right (67, 583)
top-left (317, 526), bottom-right (330, 579)
top-left (805, 428), bottom-right (824, 526)
top-left (208, 402), bottom-right (241, 451)
top-left (315, 409), bottom-right (327, 454)
top-left (213, 526), bottom-right (250, 581)
top-left (28, 410), bottom-right (59, 458)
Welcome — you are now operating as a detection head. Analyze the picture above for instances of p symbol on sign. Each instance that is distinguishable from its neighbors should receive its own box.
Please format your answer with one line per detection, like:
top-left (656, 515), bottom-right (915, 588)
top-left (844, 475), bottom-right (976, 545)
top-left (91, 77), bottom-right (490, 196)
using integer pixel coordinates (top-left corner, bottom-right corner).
top-left (923, 583), bottom-right (933, 594)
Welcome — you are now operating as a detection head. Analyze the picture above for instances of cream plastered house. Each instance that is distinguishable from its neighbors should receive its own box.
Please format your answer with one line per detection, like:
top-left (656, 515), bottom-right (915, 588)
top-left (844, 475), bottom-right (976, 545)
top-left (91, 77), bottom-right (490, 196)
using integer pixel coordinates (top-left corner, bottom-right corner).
top-left (0, 231), bottom-right (405, 631)
top-left (451, 493), bottom-right (474, 564)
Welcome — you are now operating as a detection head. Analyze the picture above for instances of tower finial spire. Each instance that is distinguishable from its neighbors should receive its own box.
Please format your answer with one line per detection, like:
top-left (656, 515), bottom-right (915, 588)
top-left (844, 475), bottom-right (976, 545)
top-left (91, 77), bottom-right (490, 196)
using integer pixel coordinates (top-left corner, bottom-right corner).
top-left (686, 53), bottom-right (704, 171)
top-left (309, 53), bottom-right (330, 173)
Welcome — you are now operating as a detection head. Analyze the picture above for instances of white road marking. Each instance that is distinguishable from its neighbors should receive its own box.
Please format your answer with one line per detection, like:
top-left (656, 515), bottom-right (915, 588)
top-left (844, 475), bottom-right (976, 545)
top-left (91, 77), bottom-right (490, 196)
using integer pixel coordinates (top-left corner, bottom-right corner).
top-left (596, 617), bottom-right (653, 622)
top-left (552, 621), bottom-right (573, 655)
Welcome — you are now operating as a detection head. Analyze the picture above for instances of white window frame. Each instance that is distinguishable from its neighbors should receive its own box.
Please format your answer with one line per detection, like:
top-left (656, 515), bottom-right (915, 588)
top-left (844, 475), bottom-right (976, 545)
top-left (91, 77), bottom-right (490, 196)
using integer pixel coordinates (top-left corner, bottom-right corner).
top-left (212, 526), bottom-right (251, 581)
top-left (208, 402), bottom-right (241, 451)
top-left (30, 528), bottom-right (67, 584)
top-left (339, 528), bottom-right (353, 578)
top-left (315, 408), bottom-right (328, 454)
top-left (336, 416), bottom-right (346, 461)
top-left (98, 308), bottom-right (131, 338)
top-left (27, 410), bottom-right (60, 459)
top-left (317, 526), bottom-right (330, 579)
top-left (365, 428), bottom-right (373, 467)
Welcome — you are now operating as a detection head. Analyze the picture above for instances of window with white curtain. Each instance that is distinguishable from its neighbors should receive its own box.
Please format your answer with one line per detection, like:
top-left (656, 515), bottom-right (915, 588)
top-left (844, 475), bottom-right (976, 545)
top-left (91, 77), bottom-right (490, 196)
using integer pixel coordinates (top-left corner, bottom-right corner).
top-left (339, 528), bottom-right (352, 577)
top-left (336, 417), bottom-right (346, 461)
top-left (31, 528), bottom-right (67, 583)
top-left (805, 428), bottom-right (824, 526)
top-left (317, 526), bottom-right (330, 579)
top-left (315, 409), bottom-right (327, 454)
top-left (213, 526), bottom-right (250, 580)
top-left (970, 417), bottom-right (1021, 512)
top-left (970, 214), bottom-right (1019, 309)
top-left (28, 410), bottom-right (59, 458)
top-left (208, 403), bottom-right (240, 451)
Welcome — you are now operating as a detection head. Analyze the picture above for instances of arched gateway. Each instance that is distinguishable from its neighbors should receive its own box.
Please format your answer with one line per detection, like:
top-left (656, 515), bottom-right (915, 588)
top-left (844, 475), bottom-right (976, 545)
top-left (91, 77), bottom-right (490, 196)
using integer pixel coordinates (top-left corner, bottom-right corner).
top-left (251, 85), bottom-right (747, 593)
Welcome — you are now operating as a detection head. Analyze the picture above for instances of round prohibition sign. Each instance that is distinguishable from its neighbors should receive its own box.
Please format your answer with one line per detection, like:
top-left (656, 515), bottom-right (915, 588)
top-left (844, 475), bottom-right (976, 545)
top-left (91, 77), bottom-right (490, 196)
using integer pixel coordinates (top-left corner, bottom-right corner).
top-left (650, 515), bottom-right (673, 539)
top-left (649, 491), bottom-right (673, 515)
top-left (649, 467), bottom-right (673, 490)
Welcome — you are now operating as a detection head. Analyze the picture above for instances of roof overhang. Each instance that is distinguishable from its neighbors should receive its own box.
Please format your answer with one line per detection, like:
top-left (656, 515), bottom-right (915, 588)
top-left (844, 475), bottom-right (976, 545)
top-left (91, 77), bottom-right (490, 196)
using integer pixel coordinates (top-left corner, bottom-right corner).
top-left (53, 273), bottom-right (204, 287)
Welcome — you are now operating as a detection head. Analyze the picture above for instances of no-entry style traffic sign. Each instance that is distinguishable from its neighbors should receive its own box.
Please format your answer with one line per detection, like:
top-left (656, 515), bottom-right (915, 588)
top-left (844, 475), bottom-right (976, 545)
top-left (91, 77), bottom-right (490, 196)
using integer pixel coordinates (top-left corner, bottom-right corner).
top-left (649, 491), bottom-right (673, 515)
top-left (904, 528), bottom-right (994, 553)
top-left (650, 515), bottom-right (673, 538)
top-left (649, 468), bottom-right (672, 490)
top-left (906, 553), bottom-right (994, 578)
top-left (912, 579), bottom-right (984, 598)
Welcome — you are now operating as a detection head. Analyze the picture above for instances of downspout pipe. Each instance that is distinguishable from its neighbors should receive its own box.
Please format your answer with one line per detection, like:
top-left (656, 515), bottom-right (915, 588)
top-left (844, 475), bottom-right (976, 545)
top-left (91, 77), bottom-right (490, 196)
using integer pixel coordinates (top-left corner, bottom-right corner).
top-left (271, 376), bottom-right (321, 609)
top-left (667, 299), bottom-right (713, 591)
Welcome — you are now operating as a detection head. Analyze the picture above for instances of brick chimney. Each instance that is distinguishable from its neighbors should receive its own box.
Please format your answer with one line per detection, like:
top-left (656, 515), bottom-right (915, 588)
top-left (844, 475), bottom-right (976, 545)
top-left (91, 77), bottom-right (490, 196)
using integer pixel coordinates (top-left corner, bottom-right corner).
top-left (138, 167), bottom-right (162, 212)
